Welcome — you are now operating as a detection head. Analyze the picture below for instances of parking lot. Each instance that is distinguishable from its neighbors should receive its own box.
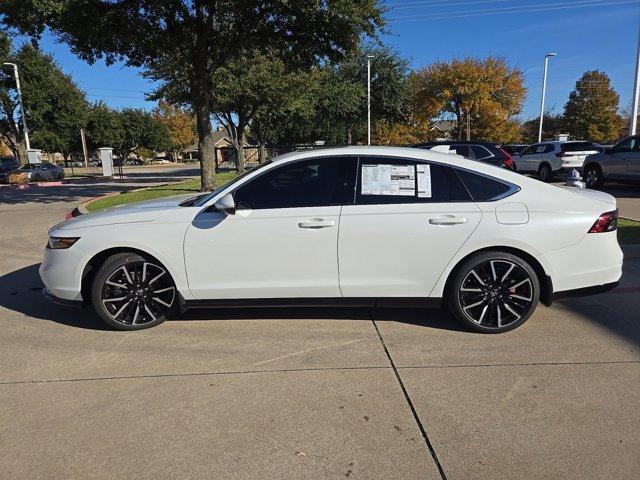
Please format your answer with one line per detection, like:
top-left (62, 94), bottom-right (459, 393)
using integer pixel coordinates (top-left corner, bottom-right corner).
top-left (1, 172), bottom-right (639, 479)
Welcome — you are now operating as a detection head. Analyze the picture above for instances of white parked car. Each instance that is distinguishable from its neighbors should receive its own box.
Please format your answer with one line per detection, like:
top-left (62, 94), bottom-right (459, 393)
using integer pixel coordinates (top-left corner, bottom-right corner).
top-left (41, 146), bottom-right (623, 333)
top-left (514, 141), bottom-right (600, 182)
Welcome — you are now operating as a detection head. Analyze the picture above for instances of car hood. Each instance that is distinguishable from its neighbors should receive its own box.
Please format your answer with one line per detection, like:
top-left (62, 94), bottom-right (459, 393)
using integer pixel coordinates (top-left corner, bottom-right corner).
top-left (57, 194), bottom-right (199, 230)
top-left (557, 186), bottom-right (616, 207)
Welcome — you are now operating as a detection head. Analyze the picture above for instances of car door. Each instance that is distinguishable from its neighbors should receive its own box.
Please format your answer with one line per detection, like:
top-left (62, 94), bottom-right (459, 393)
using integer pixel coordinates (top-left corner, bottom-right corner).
top-left (517, 145), bottom-right (538, 172)
top-left (338, 157), bottom-right (482, 298)
top-left (606, 137), bottom-right (635, 178)
top-left (183, 156), bottom-right (356, 299)
top-left (623, 136), bottom-right (640, 178)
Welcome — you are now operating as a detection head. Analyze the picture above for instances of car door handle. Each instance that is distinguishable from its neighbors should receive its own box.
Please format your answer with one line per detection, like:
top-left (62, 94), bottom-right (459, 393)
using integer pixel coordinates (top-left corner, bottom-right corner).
top-left (429, 216), bottom-right (468, 225)
top-left (298, 219), bottom-right (336, 229)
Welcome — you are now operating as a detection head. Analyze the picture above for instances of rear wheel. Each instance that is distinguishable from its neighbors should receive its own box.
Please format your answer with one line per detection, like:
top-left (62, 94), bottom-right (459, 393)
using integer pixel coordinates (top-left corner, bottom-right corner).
top-left (91, 253), bottom-right (177, 330)
top-left (446, 252), bottom-right (540, 333)
top-left (584, 164), bottom-right (604, 188)
top-left (538, 163), bottom-right (553, 182)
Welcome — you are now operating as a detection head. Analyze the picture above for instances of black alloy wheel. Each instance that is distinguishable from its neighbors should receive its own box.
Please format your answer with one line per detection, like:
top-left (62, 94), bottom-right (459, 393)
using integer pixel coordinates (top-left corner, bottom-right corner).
top-left (447, 252), bottom-right (540, 333)
top-left (538, 164), bottom-right (553, 183)
top-left (92, 253), bottom-right (176, 330)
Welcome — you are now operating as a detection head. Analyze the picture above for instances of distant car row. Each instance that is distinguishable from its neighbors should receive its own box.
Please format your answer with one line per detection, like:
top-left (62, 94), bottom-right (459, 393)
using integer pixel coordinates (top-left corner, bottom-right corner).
top-left (414, 136), bottom-right (640, 187)
top-left (0, 158), bottom-right (65, 183)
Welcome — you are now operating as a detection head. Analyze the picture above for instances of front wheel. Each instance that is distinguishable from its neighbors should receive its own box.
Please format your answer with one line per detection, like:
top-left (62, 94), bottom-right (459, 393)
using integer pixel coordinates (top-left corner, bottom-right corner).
top-left (91, 253), bottom-right (177, 330)
top-left (446, 252), bottom-right (540, 333)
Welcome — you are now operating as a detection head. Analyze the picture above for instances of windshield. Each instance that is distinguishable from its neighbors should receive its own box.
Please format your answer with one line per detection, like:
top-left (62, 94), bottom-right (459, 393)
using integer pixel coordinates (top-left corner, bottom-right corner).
top-left (193, 160), bottom-right (272, 207)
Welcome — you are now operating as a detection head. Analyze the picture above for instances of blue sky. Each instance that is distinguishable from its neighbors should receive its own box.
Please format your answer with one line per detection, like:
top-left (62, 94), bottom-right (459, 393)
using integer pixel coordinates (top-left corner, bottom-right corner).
top-left (13, 0), bottom-right (640, 120)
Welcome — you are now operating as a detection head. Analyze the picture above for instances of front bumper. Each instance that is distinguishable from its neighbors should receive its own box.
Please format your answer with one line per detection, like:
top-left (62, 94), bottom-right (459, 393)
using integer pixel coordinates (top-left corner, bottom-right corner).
top-left (43, 288), bottom-right (84, 307)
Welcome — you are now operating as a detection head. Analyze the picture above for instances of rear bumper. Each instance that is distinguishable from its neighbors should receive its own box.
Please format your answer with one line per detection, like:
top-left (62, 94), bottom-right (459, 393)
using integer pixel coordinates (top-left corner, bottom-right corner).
top-left (551, 281), bottom-right (619, 302)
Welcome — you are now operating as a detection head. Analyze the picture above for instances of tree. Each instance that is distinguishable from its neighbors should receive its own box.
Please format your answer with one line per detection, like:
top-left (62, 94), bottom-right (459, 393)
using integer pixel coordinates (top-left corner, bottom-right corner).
top-left (520, 111), bottom-right (566, 143)
top-left (2, 1), bottom-right (384, 189)
top-left (411, 56), bottom-right (526, 142)
top-left (563, 71), bottom-right (621, 143)
top-left (0, 33), bottom-right (88, 162)
top-left (153, 101), bottom-right (197, 162)
top-left (86, 103), bottom-right (169, 158)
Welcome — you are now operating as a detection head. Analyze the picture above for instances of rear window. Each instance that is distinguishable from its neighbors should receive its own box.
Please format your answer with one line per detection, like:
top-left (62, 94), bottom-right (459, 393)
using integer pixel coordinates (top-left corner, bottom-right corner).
top-left (471, 145), bottom-right (494, 161)
top-left (561, 142), bottom-right (596, 152)
top-left (455, 169), bottom-right (516, 202)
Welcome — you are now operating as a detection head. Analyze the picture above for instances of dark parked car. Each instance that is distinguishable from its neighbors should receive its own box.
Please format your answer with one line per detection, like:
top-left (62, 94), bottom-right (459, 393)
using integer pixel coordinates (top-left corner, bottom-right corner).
top-left (501, 144), bottom-right (529, 156)
top-left (125, 157), bottom-right (144, 166)
top-left (413, 141), bottom-right (514, 170)
top-left (0, 156), bottom-right (20, 183)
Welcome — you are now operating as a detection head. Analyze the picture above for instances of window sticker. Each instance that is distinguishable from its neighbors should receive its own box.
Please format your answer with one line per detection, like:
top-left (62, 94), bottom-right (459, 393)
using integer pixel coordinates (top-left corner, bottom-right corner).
top-left (361, 164), bottom-right (415, 196)
top-left (417, 164), bottom-right (432, 198)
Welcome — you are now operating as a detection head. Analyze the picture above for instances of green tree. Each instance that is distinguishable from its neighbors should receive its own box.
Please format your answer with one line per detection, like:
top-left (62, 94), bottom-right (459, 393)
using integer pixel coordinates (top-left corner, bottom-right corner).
top-left (411, 56), bottom-right (526, 142)
top-left (0, 33), bottom-right (88, 162)
top-left (2, 1), bottom-right (384, 189)
top-left (86, 103), bottom-right (169, 158)
top-left (563, 71), bottom-right (621, 142)
top-left (520, 111), bottom-right (566, 143)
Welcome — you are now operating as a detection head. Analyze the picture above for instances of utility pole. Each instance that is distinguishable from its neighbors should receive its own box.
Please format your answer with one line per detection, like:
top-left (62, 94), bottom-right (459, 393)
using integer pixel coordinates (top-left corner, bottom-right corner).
top-left (80, 128), bottom-right (89, 167)
top-left (466, 110), bottom-right (471, 141)
top-left (367, 54), bottom-right (374, 146)
top-left (538, 52), bottom-right (557, 143)
top-left (3, 62), bottom-right (30, 150)
top-left (631, 25), bottom-right (640, 136)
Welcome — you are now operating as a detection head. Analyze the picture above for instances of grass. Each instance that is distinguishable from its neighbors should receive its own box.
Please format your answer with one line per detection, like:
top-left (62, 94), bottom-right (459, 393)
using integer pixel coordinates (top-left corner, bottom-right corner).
top-left (618, 218), bottom-right (640, 245)
top-left (86, 171), bottom-right (237, 212)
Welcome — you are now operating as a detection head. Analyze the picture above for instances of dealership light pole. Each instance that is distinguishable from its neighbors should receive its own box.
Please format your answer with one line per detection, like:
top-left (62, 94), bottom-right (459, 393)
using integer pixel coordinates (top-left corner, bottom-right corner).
top-left (367, 54), bottom-right (374, 146)
top-left (538, 52), bottom-right (557, 143)
top-left (3, 62), bottom-right (30, 150)
top-left (631, 26), bottom-right (640, 135)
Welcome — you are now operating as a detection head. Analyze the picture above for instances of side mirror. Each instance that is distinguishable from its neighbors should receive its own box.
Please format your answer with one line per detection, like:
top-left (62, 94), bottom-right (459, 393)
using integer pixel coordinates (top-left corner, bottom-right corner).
top-left (214, 193), bottom-right (236, 215)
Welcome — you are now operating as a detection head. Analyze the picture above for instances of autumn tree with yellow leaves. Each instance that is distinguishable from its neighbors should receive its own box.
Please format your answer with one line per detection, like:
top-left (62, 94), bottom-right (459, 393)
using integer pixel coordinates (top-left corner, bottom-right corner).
top-left (153, 101), bottom-right (197, 162)
top-left (409, 56), bottom-right (526, 143)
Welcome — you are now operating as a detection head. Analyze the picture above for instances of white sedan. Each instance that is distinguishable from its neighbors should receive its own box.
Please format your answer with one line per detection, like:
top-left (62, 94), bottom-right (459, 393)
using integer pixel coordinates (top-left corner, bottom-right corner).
top-left (40, 146), bottom-right (623, 333)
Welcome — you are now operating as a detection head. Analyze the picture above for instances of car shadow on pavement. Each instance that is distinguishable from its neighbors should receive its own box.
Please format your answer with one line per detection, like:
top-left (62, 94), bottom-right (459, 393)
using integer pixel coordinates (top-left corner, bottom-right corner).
top-left (0, 263), bottom-right (465, 332)
top-left (0, 264), bottom-right (109, 330)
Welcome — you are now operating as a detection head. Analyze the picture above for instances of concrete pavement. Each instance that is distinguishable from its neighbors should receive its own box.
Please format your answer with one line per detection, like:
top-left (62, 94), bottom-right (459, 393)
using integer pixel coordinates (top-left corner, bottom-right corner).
top-left (1, 179), bottom-right (639, 479)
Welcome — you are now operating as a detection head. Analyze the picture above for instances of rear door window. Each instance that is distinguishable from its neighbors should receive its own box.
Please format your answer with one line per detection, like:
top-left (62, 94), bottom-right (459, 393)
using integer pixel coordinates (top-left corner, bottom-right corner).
top-left (470, 145), bottom-right (494, 161)
top-left (356, 157), bottom-right (471, 204)
top-left (561, 142), bottom-right (597, 153)
top-left (449, 145), bottom-right (471, 158)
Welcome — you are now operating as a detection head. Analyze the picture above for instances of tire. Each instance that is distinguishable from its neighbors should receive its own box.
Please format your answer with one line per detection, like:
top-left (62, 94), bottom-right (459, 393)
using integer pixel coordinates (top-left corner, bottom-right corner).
top-left (91, 252), bottom-right (177, 330)
top-left (446, 251), bottom-right (540, 333)
top-left (584, 164), bottom-right (604, 188)
top-left (511, 161), bottom-right (518, 173)
top-left (538, 163), bottom-right (553, 183)
top-left (31, 173), bottom-right (41, 182)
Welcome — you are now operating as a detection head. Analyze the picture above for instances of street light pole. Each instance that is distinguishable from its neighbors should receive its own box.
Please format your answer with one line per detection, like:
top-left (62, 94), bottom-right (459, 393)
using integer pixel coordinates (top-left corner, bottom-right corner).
top-left (538, 52), bottom-right (557, 143)
top-left (367, 55), bottom-right (374, 146)
top-left (3, 62), bottom-right (30, 150)
top-left (631, 25), bottom-right (640, 136)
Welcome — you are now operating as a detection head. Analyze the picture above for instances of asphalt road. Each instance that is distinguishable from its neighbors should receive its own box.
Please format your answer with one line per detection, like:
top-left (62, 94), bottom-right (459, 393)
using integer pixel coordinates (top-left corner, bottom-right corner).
top-left (1, 171), bottom-right (639, 479)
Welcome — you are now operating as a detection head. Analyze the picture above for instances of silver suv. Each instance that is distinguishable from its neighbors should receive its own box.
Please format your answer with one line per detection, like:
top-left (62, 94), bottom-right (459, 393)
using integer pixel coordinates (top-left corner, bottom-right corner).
top-left (582, 135), bottom-right (640, 188)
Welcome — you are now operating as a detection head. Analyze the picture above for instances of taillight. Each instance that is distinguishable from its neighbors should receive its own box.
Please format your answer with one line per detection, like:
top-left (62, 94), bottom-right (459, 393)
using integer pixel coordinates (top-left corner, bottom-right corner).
top-left (588, 209), bottom-right (618, 233)
top-left (499, 148), bottom-right (513, 168)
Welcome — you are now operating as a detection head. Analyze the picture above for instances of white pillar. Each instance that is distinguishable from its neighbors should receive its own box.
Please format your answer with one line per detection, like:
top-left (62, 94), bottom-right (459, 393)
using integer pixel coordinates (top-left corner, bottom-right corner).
top-left (99, 147), bottom-right (114, 177)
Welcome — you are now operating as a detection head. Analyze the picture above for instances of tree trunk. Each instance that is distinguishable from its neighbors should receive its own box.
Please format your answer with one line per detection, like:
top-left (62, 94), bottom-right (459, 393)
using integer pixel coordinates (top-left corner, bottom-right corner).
top-left (258, 143), bottom-right (266, 163)
top-left (16, 141), bottom-right (28, 164)
top-left (236, 128), bottom-right (246, 174)
top-left (193, 84), bottom-right (215, 190)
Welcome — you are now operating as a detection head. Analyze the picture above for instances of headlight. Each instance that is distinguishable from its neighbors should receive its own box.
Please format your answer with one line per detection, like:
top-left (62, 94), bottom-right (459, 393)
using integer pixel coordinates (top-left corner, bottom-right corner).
top-left (47, 237), bottom-right (80, 249)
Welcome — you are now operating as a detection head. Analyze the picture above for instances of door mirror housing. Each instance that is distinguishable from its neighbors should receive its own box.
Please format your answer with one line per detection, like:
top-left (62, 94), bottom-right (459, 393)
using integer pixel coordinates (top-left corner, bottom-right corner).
top-left (214, 193), bottom-right (236, 215)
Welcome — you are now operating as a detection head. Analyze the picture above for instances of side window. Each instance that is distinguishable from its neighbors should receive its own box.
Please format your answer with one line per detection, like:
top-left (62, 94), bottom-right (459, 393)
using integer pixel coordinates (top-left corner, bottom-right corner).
top-left (470, 145), bottom-right (494, 161)
top-left (454, 168), bottom-right (517, 202)
top-left (233, 157), bottom-right (356, 210)
top-left (544, 144), bottom-right (555, 153)
top-left (356, 157), bottom-right (471, 204)
top-left (450, 145), bottom-right (471, 158)
top-left (614, 138), bottom-right (633, 152)
top-left (521, 145), bottom-right (538, 155)
top-left (535, 144), bottom-right (547, 154)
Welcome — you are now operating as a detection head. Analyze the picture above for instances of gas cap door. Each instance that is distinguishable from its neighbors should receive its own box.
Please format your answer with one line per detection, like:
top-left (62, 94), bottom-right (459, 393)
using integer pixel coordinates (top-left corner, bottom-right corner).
top-left (495, 202), bottom-right (529, 225)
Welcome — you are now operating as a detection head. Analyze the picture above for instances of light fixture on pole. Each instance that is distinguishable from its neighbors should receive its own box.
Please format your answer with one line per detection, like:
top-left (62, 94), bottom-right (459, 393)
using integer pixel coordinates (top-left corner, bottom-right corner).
top-left (538, 52), bottom-right (557, 143)
top-left (631, 25), bottom-right (640, 136)
top-left (367, 54), bottom-right (374, 146)
top-left (3, 62), bottom-right (30, 150)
